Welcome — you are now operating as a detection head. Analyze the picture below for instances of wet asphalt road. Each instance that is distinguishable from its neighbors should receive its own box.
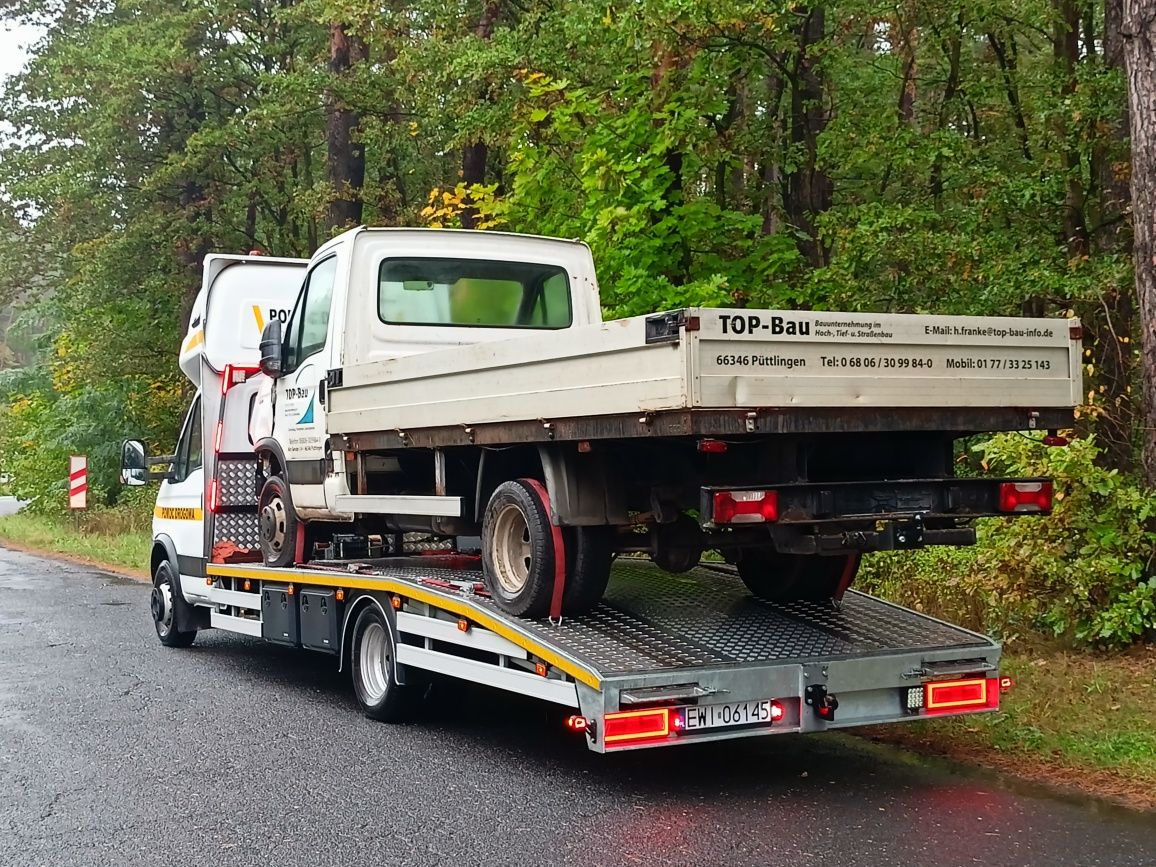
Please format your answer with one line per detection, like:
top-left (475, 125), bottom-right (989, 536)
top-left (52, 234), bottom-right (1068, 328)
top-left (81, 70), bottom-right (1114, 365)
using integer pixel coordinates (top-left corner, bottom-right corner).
top-left (1, 547), bottom-right (1155, 867)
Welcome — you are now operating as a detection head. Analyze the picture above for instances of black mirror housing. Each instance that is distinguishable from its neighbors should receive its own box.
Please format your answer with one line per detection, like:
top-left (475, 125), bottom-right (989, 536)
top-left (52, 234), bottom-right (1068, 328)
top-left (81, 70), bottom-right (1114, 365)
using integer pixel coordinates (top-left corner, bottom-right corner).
top-left (259, 320), bottom-right (283, 377)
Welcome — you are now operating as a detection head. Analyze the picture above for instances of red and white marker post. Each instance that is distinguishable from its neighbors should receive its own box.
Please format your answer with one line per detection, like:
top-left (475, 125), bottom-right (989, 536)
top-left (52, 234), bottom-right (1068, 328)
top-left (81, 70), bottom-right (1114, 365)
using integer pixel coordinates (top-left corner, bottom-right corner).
top-left (69, 456), bottom-right (88, 510)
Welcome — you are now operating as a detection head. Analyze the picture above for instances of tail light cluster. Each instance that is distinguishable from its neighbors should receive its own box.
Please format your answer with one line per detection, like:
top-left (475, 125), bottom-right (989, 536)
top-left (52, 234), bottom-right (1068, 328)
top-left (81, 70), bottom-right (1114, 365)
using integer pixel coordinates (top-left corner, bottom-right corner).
top-left (906, 676), bottom-right (1009, 716)
top-left (712, 490), bottom-right (779, 525)
top-left (998, 481), bottom-right (1053, 513)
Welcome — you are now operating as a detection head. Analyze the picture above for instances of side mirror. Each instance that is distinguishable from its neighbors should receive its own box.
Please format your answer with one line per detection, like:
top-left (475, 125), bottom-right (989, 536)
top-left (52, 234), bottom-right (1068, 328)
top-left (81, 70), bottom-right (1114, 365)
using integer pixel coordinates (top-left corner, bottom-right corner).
top-left (259, 320), bottom-right (283, 377)
top-left (120, 439), bottom-right (148, 486)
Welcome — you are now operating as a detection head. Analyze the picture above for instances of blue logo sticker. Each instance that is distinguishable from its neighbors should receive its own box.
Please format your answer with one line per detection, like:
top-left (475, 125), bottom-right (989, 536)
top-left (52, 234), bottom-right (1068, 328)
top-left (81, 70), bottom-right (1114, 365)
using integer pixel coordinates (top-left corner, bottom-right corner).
top-left (297, 396), bottom-right (315, 424)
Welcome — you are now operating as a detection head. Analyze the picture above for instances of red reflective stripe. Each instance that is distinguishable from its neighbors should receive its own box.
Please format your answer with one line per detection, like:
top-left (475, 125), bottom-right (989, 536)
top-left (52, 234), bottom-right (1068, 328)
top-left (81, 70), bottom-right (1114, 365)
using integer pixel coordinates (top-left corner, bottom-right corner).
top-left (522, 478), bottom-right (566, 620)
top-left (69, 468), bottom-right (86, 482)
top-left (69, 481), bottom-right (87, 494)
top-left (833, 552), bottom-right (861, 601)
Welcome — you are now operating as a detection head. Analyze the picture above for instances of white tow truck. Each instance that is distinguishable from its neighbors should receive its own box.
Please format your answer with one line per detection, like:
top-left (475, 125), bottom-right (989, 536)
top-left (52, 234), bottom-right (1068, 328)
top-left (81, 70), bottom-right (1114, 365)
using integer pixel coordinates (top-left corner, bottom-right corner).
top-left (121, 229), bottom-right (1074, 751)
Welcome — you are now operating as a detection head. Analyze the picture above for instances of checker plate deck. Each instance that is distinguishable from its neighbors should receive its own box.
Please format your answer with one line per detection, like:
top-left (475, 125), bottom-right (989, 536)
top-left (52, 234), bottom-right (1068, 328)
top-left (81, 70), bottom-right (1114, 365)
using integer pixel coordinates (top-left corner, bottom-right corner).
top-left (337, 558), bottom-right (992, 678)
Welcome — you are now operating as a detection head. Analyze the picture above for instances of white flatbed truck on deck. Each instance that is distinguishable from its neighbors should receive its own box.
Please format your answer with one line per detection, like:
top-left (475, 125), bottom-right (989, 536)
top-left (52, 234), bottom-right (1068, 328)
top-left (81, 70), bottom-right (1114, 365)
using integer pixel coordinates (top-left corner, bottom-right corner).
top-left (122, 240), bottom-right (1016, 752)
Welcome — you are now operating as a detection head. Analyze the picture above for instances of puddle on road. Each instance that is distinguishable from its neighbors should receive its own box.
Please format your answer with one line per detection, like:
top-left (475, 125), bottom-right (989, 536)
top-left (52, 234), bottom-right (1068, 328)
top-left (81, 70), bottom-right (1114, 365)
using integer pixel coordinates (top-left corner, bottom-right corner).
top-left (839, 733), bottom-right (1156, 824)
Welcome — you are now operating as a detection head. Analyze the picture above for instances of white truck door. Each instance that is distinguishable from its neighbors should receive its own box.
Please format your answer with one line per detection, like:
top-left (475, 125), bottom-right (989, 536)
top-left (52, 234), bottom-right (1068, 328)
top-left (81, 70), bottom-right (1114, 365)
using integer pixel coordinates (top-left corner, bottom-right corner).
top-left (275, 255), bottom-right (338, 511)
top-left (153, 395), bottom-right (208, 602)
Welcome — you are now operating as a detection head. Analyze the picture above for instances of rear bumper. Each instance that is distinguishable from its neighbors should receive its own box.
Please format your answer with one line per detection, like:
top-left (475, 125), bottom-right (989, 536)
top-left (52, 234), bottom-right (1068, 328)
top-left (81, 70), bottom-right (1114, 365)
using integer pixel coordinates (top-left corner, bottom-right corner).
top-left (700, 477), bottom-right (1051, 551)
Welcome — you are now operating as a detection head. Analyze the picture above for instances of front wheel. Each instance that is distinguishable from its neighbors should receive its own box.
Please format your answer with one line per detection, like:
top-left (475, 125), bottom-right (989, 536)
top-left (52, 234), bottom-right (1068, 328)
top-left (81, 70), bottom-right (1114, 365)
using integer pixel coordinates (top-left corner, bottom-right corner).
top-left (151, 560), bottom-right (196, 648)
top-left (257, 474), bottom-right (299, 567)
top-left (736, 550), bottom-right (850, 603)
top-left (350, 605), bottom-right (414, 722)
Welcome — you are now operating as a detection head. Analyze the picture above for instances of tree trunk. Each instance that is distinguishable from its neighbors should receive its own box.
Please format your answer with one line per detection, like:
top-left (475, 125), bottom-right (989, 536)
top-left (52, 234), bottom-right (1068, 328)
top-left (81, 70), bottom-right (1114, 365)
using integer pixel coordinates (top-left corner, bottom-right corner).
top-left (460, 1), bottom-right (501, 230)
top-left (326, 23), bottom-right (368, 232)
top-left (988, 31), bottom-right (1032, 160)
top-left (1091, 0), bottom-right (1137, 472)
top-left (930, 15), bottom-right (962, 200)
top-left (1055, 0), bottom-right (1090, 258)
top-left (1122, 0), bottom-right (1156, 484)
top-left (785, 5), bottom-right (832, 268)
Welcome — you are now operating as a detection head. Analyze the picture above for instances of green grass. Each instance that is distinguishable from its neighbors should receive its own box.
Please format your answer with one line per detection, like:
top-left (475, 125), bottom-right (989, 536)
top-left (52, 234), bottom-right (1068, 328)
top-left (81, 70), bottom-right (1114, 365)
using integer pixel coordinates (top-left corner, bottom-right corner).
top-left (874, 644), bottom-right (1156, 798)
top-left (0, 511), bottom-right (151, 576)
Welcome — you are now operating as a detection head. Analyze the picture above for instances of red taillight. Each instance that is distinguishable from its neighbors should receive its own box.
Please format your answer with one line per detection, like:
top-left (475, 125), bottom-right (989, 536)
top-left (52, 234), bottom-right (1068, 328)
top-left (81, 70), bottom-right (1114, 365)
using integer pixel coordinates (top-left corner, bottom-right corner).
top-left (213, 420), bottom-right (224, 454)
top-left (698, 438), bottom-right (728, 454)
top-left (925, 677), bottom-right (999, 714)
top-left (998, 481), bottom-right (1053, 513)
top-left (999, 676), bottom-right (1014, 694)
top-left (208, 478), bottom-right (221, 513)
top-left (770, 700), bottom-right (785, 722)
top-left (603, 708), bottom-right (672, 745)
top-left (713, 490), bottom-right (779, 524)
top-left (221, 364), bottom-right (257, 394)
top-left (564, 715), bottom-right (588, 733)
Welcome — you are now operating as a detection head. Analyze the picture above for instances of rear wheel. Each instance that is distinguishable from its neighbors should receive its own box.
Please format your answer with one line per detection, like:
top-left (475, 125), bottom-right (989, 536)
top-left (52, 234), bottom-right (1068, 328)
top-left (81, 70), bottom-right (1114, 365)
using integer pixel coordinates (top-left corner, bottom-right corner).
top-left (736, 550), bottom-right (848, 603)
top-left (482, 479), bottom-right (612, 617)
top-left (350, 605), bottom-right (414, 722)
top-left (562, 526), bottom-right (613, 614)
top-left (151, 560), bottom-right (196, 648)
top-left (257, 474), bottom-right (298, 567)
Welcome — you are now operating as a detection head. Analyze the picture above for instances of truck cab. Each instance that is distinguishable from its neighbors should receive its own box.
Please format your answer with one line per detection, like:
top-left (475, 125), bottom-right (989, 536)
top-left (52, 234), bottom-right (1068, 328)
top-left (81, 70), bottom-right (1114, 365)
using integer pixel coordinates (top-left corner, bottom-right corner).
top-left (123, 253), bottom-right (308, 629)
top-left (249, 227), bottom-right (604, 561)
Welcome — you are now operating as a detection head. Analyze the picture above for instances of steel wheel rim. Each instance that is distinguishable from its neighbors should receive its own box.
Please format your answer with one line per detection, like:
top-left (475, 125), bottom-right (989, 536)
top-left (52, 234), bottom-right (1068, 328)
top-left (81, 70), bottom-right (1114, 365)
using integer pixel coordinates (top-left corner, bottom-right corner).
top-left (151, 580), bottom-right (174, 636)
top-left (491, 502), bottom-right (533, 595)
top-left (358, 621), bottom-right (390, 703)
top-left (260, 495), bottom-right (287, 555)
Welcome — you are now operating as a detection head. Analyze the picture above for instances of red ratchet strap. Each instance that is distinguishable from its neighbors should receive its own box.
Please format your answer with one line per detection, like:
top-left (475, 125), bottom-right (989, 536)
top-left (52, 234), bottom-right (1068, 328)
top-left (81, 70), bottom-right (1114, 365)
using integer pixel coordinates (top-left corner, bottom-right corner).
top-left (522, 478), bottom-right (567, 622)
top-left (294, 524), bottom-right (306, 565)
top-left (833, 551), bottom-right (861, 601)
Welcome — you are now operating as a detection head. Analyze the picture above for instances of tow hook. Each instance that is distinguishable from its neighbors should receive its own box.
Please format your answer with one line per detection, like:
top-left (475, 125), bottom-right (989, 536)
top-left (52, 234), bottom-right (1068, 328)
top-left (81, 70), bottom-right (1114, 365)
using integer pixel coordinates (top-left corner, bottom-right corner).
top-left (805, 684), bottom-right (839, 721)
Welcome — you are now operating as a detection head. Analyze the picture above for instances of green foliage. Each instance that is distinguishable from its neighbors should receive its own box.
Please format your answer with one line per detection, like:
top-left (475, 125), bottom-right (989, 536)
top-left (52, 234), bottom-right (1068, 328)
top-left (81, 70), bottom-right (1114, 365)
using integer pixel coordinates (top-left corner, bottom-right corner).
top-left (861, 435), bottom-right (1156, 649)
top-left (503, 70), bottom-right (805, 316)
top-left (0, 365), bottom-right (178, 516)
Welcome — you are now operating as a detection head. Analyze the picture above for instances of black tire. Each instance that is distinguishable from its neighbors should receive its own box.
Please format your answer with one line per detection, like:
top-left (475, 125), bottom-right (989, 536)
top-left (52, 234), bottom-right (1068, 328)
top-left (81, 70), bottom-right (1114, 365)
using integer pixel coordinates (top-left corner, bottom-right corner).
top-left (561, 525), bottom-right (613, 614)
top-left (257, 474), bottom-right (299, 567)
top-left (350, 605), bottom-right (413, 722)
top-left (736, 550), bottom-right (848, 603)
top-left (151, 560), bottom-right (196, 648)
top-left (482, 479), bottom-right (558, 617)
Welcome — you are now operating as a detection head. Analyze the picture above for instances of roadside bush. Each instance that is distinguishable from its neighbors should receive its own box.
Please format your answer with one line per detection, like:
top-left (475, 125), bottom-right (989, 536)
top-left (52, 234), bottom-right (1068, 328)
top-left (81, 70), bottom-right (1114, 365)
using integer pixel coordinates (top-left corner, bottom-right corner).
top-left (859, 433), bottom-right (1156, 649)
top-left (0, 366), bottom-right (184, 516)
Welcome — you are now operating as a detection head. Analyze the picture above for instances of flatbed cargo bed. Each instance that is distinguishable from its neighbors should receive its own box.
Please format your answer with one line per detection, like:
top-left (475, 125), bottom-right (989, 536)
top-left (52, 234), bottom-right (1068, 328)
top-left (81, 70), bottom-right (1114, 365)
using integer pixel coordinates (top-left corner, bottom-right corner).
top-left (328, 307), bottom-right (1081, 441)
top-left (205, 556), bottom-right (1002, 752)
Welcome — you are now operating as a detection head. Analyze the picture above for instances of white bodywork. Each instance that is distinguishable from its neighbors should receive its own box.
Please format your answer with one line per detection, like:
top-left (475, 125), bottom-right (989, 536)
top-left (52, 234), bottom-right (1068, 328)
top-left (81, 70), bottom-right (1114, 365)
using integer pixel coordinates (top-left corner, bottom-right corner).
top-left (329, 307), bottom-right (1081, 434)
top-left (155, 254), bottom-right (308, 592)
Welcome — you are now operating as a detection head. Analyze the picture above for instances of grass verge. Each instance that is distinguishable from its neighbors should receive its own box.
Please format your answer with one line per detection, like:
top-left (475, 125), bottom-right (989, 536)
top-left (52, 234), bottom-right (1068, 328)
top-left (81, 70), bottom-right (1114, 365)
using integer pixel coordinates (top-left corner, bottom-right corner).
top-left (859, 643), bottom-right (1156, 811)
top-left (0, 511), bottom-right (151, 578)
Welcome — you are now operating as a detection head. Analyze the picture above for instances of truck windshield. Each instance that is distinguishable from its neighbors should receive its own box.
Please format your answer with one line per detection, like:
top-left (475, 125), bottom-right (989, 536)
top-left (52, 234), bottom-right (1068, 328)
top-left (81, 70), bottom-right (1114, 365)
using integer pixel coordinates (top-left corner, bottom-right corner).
top-left (378, 258), bottom-right (572, 329)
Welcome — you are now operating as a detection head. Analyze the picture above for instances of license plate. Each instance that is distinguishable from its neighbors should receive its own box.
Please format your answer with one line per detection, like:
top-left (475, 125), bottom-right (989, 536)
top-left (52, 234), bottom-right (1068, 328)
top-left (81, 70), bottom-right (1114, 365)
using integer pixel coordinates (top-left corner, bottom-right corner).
top-left (682, 699), bottom-right (773, 731)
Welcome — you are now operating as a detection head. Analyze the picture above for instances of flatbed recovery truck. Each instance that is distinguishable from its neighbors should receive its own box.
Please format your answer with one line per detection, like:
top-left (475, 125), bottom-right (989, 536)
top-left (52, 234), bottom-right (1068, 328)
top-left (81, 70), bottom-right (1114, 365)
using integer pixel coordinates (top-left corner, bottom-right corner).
top-left (121, 238), bottom-right (1025, 752)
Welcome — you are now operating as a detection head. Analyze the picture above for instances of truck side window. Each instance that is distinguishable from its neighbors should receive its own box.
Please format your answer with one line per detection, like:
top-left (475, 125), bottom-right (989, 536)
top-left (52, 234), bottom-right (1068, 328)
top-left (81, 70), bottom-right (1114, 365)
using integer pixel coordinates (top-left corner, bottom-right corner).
top-left (170, 397), bottom-right (202, 483)
top-left (284, 256), bottom-right (338, 372)
top-left (378, 258), bottom-right (572, 329)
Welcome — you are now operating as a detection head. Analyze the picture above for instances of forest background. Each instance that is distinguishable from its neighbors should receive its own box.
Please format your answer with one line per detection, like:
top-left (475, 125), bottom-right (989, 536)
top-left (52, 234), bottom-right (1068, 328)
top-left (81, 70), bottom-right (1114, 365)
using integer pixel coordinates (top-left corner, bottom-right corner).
top-left (1, 0), bottom-right (1156, 650)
